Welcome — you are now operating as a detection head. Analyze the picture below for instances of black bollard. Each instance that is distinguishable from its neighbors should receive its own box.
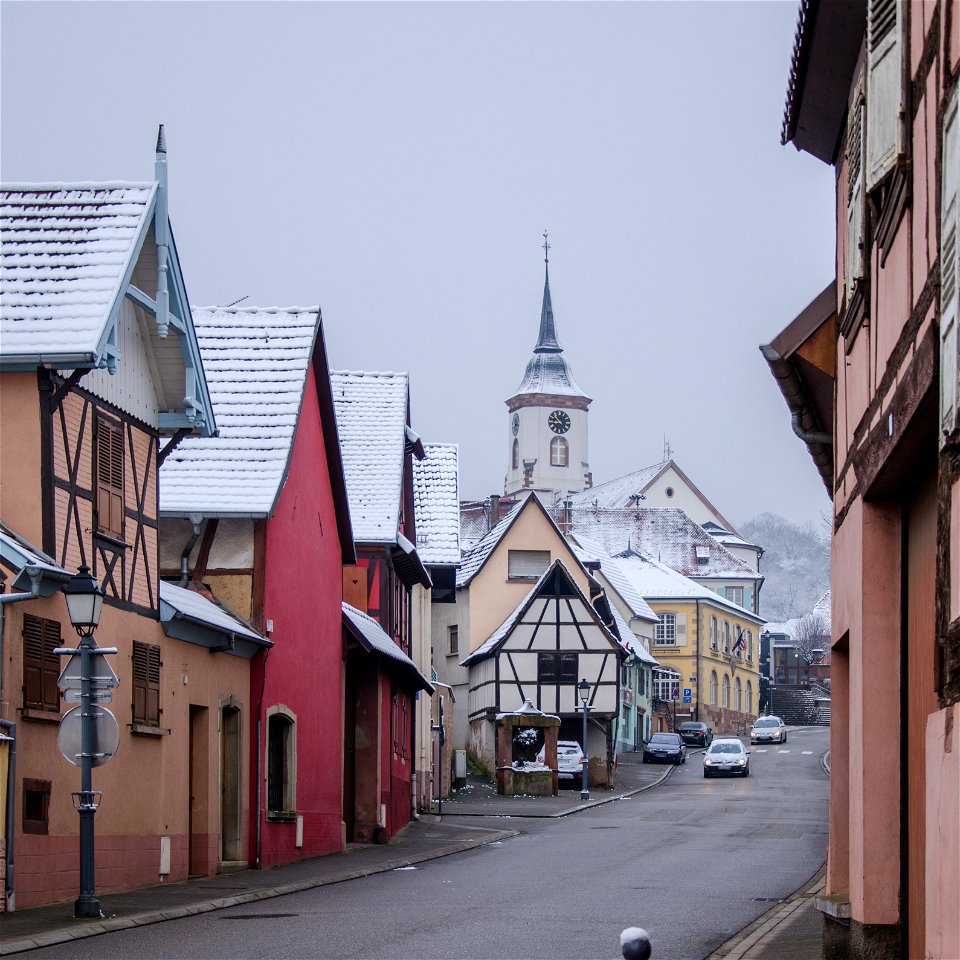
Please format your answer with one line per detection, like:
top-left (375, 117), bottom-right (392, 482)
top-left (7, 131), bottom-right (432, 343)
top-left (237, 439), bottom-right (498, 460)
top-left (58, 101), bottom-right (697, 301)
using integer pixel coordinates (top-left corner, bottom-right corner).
top-left (620, 926), bottom-right (652, 960)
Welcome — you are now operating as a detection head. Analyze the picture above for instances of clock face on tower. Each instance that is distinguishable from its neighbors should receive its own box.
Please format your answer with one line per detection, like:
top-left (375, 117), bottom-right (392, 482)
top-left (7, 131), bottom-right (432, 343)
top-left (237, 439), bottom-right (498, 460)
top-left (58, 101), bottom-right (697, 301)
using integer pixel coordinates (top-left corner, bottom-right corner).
top-left (548, 410), bottom-right (571, 435)
top-left (511, 413), bottom-right (520, 436)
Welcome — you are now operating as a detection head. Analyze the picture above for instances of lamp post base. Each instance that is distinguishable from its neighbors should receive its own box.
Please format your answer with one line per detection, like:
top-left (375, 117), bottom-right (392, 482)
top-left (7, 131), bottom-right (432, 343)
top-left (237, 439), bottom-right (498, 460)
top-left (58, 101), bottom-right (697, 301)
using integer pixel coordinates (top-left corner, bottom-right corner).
top-left (74, 895), bottom-right (103, 919)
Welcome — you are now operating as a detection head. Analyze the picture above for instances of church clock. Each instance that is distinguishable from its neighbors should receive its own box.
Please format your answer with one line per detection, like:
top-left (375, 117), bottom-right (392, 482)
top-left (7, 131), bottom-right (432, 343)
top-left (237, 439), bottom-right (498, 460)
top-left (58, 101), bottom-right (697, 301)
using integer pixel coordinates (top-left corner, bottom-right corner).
top-left (548, 410), bottom-right (571, 434)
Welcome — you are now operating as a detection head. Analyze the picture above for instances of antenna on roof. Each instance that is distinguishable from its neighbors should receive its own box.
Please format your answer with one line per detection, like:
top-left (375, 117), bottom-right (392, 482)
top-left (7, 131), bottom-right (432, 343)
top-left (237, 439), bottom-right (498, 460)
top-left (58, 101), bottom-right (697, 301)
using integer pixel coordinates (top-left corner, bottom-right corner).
top-left (224, 295), bottom-right (249, 308)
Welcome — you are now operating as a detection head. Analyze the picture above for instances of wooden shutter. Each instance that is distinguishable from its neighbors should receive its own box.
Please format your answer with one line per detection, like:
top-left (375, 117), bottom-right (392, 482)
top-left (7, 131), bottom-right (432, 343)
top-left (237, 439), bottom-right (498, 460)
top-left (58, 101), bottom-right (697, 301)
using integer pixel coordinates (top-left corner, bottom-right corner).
top-left (132, 641), bottom-right (161, 725)
top-left (847, 78), bottom-right (867, 301)
top-left (22, 614), bottom-right (61, 711)
top-left (941, 87), bottom-right (959, 446)
top-left (96, 417), bottom-right (124, 539)
top-left (866, 0), bottom-right (901, 189)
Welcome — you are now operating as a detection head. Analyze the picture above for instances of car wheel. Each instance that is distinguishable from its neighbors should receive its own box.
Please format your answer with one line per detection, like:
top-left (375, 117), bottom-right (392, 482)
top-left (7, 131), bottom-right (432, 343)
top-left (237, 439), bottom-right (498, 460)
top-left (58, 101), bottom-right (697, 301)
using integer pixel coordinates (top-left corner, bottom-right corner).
top-left (782, 734), bottom-right (787, 743)
top-left (744, 767), bottom-right (750, 777)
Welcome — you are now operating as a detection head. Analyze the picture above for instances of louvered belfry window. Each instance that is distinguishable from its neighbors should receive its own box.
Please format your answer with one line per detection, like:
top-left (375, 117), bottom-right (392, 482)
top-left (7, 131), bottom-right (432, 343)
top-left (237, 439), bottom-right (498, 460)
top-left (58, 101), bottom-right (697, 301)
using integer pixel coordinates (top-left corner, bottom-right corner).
top-left (132, 641), bottom-right (161, 726)
top-left (96, 417), bottom-right (124, 540)
top-left (23, 614), bottom-right (61, 712)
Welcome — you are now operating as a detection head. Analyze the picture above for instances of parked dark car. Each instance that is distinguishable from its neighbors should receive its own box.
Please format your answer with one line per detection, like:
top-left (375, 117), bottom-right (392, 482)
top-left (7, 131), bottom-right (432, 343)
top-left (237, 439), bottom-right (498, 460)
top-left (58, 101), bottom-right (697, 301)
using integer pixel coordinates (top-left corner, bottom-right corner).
top-left (642, 732), bottom-right (687, 765)
top-left (677, 721), bottom-right (713, 747)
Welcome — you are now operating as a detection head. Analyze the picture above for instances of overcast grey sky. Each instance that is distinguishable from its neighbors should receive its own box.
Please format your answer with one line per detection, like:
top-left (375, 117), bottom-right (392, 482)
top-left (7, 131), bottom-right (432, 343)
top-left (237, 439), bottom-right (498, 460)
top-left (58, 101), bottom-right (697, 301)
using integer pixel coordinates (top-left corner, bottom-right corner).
top-left (1, 1), bottom-right (835, 529)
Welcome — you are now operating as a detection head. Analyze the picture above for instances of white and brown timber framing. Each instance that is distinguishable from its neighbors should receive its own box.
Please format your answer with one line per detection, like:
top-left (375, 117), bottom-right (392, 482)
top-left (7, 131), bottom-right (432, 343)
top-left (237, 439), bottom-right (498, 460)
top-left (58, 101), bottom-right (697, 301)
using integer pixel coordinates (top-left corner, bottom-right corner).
top-left (40, 370), bottom-right (160, 616)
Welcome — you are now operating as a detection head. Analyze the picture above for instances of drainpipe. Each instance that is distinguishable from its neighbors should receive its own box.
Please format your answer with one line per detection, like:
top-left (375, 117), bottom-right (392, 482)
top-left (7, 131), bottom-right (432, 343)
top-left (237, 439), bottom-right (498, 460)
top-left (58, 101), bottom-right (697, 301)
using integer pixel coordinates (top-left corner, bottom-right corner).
top-left (408, 586), bottom-right (419, 822)
top-left (0, 720), bottom-right (15, 911)
top-left (0, 567), bottom-right (44, 692)
top-left (179, 517), bottom-right (204, 586)
top-left (695, 600), bottom-right (701, 723)
top-left (255, 647), bottom-right (270, 869)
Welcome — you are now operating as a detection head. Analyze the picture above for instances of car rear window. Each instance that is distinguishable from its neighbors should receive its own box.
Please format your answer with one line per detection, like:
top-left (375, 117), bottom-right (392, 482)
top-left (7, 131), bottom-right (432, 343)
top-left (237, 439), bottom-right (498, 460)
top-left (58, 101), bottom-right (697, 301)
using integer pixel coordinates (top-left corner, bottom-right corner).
top-left (650, 734), bottom-right (679, 744)
top-left (679, 723), bottom-right (702, 731)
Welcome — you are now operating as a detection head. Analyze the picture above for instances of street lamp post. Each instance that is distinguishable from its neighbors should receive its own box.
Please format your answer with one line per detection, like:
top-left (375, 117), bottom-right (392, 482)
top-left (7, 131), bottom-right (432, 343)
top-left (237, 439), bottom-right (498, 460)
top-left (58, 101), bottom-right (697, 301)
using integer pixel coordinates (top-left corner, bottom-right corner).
top-left (578, 678), bottom-right (590, 800)
top-left (63, 567), bottom-right (105, 919)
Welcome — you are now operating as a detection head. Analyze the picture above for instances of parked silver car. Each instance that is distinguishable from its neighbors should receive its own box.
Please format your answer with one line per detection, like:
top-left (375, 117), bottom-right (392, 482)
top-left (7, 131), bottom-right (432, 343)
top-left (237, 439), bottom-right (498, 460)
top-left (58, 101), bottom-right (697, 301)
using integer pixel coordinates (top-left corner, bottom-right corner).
top-left (750, 715), bottom-right (787, 744)
top-left (703, 738), bottom-right (750, 777)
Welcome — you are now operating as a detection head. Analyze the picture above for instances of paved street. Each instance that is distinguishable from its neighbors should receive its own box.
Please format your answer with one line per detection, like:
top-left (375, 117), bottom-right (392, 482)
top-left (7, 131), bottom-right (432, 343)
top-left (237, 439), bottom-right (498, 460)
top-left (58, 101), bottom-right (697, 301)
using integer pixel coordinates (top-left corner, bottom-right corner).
top-left (18, 728), bottom-right (829, 960)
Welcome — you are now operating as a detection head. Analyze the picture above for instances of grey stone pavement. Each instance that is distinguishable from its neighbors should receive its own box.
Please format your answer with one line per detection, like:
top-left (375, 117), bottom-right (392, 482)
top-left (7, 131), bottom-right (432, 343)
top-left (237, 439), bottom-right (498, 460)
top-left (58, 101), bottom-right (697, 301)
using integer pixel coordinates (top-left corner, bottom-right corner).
top-left (0, 749), bottom-right (825, 959)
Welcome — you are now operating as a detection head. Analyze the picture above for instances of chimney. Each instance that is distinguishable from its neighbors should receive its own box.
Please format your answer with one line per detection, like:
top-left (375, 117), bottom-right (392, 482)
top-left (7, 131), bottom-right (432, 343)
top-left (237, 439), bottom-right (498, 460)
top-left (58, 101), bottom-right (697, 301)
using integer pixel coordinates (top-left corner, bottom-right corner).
top-left (488, 495), bottom-right (501, 529)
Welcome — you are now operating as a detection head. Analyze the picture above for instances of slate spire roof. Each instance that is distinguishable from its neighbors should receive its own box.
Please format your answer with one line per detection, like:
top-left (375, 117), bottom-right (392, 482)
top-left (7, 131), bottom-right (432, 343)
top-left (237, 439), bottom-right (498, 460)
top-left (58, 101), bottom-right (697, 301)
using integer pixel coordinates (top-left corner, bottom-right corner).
top-left (509, 249), bottom-right (588, 401)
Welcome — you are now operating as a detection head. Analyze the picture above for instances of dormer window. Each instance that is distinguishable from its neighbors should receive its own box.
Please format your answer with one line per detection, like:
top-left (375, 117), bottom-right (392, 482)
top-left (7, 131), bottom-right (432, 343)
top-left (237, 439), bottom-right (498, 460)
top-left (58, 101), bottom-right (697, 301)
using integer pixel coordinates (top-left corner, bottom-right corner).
top-left (695, 546), bottom-right (711, 565)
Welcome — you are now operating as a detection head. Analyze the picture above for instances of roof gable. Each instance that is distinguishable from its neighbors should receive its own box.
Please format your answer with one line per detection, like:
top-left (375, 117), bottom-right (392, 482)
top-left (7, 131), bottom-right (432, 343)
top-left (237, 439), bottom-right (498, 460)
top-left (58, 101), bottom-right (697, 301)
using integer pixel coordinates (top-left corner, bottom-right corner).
top-left (457, 493), bottom-right (580, 588)
top-left (461, 558), bottom-right (619, 666)
top-left (159, 307), bottom-right (320, 517)
top-left (331, 370), bottom-right (410, 544)
top-left (1, 169), bottom-right (215, 436)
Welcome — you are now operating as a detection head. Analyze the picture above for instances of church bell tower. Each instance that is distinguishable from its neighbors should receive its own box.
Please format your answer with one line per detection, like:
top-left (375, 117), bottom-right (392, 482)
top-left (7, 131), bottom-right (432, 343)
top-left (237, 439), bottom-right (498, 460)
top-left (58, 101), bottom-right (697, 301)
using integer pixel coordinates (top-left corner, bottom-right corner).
top-left (504, 235), bottom-right (592, 498)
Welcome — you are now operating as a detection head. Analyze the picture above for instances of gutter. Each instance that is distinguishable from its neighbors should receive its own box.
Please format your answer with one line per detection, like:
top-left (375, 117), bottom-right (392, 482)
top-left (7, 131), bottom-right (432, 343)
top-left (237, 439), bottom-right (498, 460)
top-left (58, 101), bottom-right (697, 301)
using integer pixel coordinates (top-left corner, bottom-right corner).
top-left (759, 343), bottom-right (833, 492)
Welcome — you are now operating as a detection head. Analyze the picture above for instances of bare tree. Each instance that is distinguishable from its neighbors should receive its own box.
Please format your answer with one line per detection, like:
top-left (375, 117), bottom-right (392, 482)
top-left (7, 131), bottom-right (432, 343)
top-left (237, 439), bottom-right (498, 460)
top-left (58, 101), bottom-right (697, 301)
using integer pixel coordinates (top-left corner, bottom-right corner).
top-left (791, 611), bottom-right (830, 666)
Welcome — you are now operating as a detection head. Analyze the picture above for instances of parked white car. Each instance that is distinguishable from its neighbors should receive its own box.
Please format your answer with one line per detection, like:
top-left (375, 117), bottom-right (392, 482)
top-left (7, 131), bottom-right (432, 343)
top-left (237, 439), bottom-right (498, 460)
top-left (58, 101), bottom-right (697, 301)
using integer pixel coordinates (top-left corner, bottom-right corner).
top-left (537, 740), bottom-right (585, 785)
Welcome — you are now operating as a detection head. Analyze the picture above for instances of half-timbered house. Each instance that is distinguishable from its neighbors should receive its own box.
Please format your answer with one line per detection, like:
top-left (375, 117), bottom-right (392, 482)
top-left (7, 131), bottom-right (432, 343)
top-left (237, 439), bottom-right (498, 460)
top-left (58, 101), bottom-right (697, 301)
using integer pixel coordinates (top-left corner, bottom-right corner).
top-left (0, 131), bottom-right (271, 909)
top-left (159, 306), bottom-right (354, 869)
top-left (330, 370), bottom-right (433, 841)
top-left (460, 559), bottom-right (623, 785)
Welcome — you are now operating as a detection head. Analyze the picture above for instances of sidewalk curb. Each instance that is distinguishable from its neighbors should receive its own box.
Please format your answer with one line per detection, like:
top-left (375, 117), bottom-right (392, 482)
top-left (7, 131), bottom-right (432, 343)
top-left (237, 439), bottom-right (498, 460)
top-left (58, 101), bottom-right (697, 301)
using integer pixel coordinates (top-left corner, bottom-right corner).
top-left (704, 867), bottom-right (826, 960)
top-left (0, 829), bottom-right (519, 957)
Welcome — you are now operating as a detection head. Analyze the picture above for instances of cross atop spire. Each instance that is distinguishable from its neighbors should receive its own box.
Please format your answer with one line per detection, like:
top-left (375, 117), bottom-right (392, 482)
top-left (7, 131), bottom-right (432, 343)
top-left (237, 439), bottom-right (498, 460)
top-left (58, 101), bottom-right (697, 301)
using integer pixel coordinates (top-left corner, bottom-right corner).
top-left (542, 230), bottom-right (550, 265)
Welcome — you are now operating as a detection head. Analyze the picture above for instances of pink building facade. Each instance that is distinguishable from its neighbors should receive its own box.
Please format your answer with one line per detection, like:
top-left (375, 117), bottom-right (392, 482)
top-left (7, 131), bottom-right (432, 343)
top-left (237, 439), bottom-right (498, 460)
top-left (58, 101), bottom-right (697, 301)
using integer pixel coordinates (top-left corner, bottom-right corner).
top-left (768, 3), bottom-right (960, 957)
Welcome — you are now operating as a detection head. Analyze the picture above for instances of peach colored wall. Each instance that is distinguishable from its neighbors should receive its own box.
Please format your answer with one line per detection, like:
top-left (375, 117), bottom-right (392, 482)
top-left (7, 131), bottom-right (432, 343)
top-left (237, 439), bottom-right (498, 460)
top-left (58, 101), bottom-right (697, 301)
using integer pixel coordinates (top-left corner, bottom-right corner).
top-left (925, 704), bottom-right (960, 960)
top-left (0, 373), bottom-right (43, 544)
top-left (949, 0), bottom-right (960, 76)
top-left (952, 481), bottom-right (960, 620)
top-left (467, 505), bottom-right (589, 653)
top-left (873, 228), bottom-right (911, 379)
top-left (832, 499), bottom-right (902, 925)
top-left (3, 591), bottom-right (251, 908)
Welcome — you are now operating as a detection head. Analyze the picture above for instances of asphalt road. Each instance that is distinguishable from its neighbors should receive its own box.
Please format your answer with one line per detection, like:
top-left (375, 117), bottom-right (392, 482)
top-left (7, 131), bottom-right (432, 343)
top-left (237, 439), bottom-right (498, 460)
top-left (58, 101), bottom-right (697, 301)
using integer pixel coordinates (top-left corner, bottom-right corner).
top-left (26, 727), bottom-right (829, 960)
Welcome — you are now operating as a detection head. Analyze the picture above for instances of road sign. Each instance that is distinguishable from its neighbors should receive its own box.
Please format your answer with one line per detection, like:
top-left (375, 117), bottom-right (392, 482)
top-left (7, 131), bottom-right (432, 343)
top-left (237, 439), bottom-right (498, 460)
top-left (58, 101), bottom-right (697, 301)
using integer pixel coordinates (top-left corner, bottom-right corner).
top-left (58, 653), bottom-right (119, 694)
top-left (683, 688), bottom-right (692, 698)
top-left (63, 687), bottom-right (114, 705)
top-left (671, 686), bottom-right (680, 700)
top-left (57, 705), bottom-right (120, 768)
top-left (683, 694), bottom-right (692, 704)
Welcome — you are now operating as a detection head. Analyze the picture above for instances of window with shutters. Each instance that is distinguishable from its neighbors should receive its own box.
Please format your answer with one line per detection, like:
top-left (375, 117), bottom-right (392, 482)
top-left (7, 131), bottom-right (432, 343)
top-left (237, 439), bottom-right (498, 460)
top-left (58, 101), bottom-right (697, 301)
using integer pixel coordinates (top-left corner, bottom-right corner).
top-left (22, 614), bottom-right (61, 712)
top-left (447, 625), bottom-right (458, 656)
top-left (723, 621), bottom-right (731, 654)
top-left (654, 613), bottom-right (676, 645)
top-left (722, 674), bottom-right (730, 709)
top-left (550, 436), bottom-right (568, 467)
top-left (266, 708), bottom-right (296, 818)
top-left (941, 86), bottom-right (959, 446)
top-left (845, 76), bottom-right (867, 313)
top-left (866, 0), bottom-right (901, 190)
top-left (507, 550), bottom-right (550, 581)
top-left (537, 651), bottom-right (578, 684)
top-left (710, 616), bottom-right (718, 650)
top-left (132, 641), bottom-right (161, 727)
top-left (725, 586), bottom-right (745, 607)
top-left (710, 671), bottom-right (719, 706)
top-left (95, 416), bottom-right (125, 540)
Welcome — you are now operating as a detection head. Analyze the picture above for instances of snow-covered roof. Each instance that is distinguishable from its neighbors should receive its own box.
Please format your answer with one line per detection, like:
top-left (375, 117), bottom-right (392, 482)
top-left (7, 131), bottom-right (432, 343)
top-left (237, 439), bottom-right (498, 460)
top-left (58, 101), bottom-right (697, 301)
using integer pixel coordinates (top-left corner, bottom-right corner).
top-left (159, 307), bottom-right (319, 517)
top-left (458, 498), bottom-right (521, 552)
top-left (342, 602), bottom-right (432, 691)
top-left (566, 507), bottom-right (762, 581)
top-left (159, 580), bottom-right (266, 644)
top-left (569, 539), bottom-right (659, 625)
top-left (564, 462), bottom-right (668, 510)
top-left (0, 183), bottom-right (156, 364)
top-left (608, 603), bottom-right (659, 665)
top-left (609, 551), bottom-right (764, 623)
top-left (412, 444), bottom-right (460, 566)
top-left (331, 371), bottom-right (410, 545)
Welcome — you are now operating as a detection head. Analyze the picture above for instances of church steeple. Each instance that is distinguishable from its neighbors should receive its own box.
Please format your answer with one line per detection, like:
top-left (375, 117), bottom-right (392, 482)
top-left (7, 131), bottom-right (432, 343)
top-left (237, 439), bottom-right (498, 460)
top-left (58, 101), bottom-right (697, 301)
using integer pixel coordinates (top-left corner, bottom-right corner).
top-left (535, 231), bottom-right (562, 354)
top-left (504, 235), bottom-right (592, 499)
